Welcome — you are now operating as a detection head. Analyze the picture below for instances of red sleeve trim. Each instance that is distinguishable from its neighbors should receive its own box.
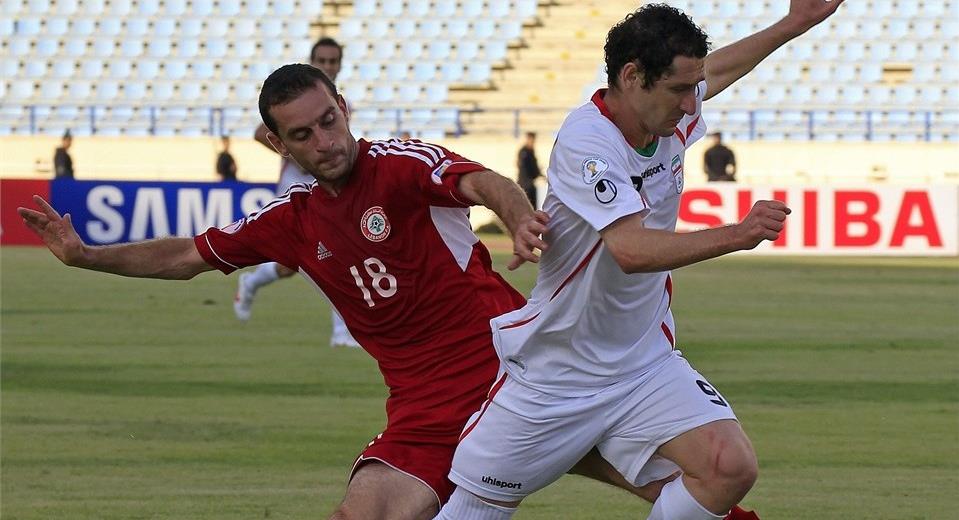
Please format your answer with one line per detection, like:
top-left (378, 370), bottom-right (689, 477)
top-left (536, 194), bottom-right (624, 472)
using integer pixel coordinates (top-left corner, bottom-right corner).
top-left (193, 233), bottom-right (239, 274)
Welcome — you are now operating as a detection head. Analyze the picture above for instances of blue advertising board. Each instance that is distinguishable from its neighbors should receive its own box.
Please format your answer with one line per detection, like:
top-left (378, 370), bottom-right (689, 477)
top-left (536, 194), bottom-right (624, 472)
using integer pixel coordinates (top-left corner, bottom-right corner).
top-left (50, 179), bottom-right (278, 245)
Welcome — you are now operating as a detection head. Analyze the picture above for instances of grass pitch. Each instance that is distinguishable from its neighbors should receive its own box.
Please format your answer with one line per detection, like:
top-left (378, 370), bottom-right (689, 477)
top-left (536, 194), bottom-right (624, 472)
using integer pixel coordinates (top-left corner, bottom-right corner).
top-left (2, 243), bottom-right (957, 519)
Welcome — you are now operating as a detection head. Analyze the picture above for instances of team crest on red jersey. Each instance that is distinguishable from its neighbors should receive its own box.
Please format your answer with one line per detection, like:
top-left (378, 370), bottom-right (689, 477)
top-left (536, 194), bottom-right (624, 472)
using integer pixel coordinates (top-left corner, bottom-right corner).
top-left (360, 206), bottom-right (391, 242)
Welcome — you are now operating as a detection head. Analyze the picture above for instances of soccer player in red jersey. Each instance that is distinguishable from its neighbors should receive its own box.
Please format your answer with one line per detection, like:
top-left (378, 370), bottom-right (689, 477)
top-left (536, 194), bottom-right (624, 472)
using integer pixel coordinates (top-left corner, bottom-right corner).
top-left (18, 63), bottom-right (549, 519)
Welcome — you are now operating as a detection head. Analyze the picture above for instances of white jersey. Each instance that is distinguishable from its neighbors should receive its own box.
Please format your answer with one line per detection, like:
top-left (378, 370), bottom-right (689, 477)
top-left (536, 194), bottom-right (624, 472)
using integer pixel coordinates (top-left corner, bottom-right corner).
top-left (277, 157), bottom-right (315, 194)
top-left (490, 83), bottom-right (708, 397)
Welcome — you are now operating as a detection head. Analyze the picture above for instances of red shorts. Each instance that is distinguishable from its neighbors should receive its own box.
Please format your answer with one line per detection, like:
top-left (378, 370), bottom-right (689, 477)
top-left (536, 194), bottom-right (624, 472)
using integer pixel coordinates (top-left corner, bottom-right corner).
top-left (350, 433), bottom-right (458, 506)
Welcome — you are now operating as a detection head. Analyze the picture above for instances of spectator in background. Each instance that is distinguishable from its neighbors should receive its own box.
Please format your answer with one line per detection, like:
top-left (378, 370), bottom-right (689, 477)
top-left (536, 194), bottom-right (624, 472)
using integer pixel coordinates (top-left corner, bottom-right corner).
top-left (53, 130), bottom-right (74, 179)
top-left (517, 131), bottom-right (541, 208)
top-left (399, 130), bottom-right (412, 141)
top-left (216, 135), bottom-right (238, 181)
top-left (704, 131), bottom-right (737, 182)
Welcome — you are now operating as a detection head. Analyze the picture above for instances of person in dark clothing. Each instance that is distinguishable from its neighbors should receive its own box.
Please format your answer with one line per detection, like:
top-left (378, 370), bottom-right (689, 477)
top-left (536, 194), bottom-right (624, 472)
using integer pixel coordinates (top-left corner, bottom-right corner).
top-left (53, 130), bottom-right (74, 178)
top-left (703, 132), bottom-right (737, 182)
top-left (216, 135), bottom-right (238, 181)
top-left (517, 132), bottom-right (541, 208)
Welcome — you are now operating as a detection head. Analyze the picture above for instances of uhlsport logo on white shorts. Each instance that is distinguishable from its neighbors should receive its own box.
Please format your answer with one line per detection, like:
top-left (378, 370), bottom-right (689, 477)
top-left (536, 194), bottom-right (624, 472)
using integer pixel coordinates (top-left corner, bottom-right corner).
top-left (581, 156), bottom-right (609, 184)
top-left (361, 206), bottom-right (391, 242)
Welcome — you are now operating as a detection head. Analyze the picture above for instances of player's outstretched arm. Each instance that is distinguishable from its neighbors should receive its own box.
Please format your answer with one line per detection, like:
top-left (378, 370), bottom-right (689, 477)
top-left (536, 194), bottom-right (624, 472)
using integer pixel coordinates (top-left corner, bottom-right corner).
top-left (703, 0), bottom-right (845, 100)
top-left (457, 169), bottom-right (549, 271)
top-left (602, 200), bottom-right (790, 273)
top-left (18, 195), bottom-right (214, 280)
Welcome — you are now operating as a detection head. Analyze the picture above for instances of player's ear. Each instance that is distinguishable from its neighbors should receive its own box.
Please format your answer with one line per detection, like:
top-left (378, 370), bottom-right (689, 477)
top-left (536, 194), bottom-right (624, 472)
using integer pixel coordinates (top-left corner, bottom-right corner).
top-left (621, 61), bottom-right (641, 90)
top-left (266, 131), bottom-right (291, 158)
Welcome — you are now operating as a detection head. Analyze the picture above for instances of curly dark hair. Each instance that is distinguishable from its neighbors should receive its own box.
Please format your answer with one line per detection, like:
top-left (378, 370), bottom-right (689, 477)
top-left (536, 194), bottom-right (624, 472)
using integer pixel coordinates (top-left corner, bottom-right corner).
top-left (258, 63), bottom-right (339, 134)
top-left (604, 3), bottom-right (710, 89)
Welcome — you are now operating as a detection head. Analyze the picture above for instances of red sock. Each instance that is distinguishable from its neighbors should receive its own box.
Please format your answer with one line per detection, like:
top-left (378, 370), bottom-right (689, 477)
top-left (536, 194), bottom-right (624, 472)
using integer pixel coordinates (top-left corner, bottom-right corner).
top-left (724, 505), bottom-right (760, 520)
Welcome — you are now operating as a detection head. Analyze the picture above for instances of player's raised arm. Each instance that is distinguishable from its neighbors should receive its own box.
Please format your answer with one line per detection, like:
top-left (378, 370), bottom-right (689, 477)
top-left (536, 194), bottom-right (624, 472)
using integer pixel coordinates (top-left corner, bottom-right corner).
top-left (602, 200), bottom-right (791, 273)
top-left (703, 0), bottom-right (845, 100)
top-left (457, 169), bottom-right (549, 271)
top-left (18, 195), bottom-right (213, 280)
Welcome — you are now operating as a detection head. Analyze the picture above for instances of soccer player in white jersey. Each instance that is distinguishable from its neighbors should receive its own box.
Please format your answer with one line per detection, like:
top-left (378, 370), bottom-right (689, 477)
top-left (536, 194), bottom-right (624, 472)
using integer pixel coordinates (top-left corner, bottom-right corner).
top-left (436, 1), bottom-right (845, 519)
top-left (237, 37), bottom-right (361, 348)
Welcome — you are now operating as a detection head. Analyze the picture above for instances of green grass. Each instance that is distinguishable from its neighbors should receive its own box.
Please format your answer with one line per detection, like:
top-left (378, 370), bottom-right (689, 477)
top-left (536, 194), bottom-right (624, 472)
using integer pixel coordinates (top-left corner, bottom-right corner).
top-left (2, 244), bottom-right (957, 519)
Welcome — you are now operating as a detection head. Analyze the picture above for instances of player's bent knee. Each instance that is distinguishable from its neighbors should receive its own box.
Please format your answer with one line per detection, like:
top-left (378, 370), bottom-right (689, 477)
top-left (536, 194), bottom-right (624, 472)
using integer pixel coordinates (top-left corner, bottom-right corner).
top-left (711, 435), bottom-right (758, 499)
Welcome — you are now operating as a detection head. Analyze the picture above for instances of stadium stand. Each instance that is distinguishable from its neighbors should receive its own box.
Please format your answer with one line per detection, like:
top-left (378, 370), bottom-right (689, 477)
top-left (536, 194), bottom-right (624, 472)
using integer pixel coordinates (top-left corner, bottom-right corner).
top-left (0, 0), bottom-right (956, 144)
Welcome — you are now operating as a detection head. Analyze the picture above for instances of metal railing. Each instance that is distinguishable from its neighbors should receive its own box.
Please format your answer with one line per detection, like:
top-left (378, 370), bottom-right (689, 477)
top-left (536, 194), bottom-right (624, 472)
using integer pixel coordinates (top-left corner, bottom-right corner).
top-left (3, 104), bottom-right (957, 141)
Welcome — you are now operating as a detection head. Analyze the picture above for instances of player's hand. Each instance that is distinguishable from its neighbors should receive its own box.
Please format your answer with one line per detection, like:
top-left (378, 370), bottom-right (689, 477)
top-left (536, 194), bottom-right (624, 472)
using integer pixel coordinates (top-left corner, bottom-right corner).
top-left (507, 210), bottom-right (549, 271)
top-left (17, 195), bottom-right (88, 266)
top-left (784, 0), bottom-right (845, 34)
top-left (734, 200), bottom-right (791, 250)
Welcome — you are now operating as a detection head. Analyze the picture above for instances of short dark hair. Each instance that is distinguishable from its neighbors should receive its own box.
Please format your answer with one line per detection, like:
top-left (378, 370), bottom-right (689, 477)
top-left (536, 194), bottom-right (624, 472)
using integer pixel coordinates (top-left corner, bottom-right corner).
top-left (525, 131), bottom-right (536, 139)
top-left (604, 3), bottom-right (710, 89)
top-left (258, 63), bottom-right (339, 134)
top-left (310, 37), bottom-right (343, 62)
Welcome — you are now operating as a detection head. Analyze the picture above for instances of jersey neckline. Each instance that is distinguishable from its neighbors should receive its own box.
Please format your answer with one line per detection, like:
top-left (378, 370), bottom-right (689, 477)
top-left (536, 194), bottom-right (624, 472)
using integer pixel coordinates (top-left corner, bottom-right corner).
top-left (590, 88), bottom-right (658, 155)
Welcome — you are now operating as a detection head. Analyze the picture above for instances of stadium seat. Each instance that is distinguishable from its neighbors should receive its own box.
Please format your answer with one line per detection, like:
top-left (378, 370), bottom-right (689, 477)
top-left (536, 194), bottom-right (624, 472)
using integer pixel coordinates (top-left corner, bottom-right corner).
top-left (80, 58), bottom-right (103, 79)
top-left (456, 40), bottom-right (479, 61)
top-left (36, 37), bottom-right (59, 57)
top-left (386, 62), bottom-right (409, 81)
top-left (434, 1), bottom-right (455, 17)
top-left (859, 20), bottom-right (883, 40)
top-left (137, 59), bottom-right (160, 80)
top-left (441, 62), bottom-right (464, 82)
top-left (274, 0), bottom-right (295, 16)
top-left (46, 16), bottom-right (68, 35)
top-left (483, 40), bottom-right (508, 62)
top-left (429, 40), bottom-right (452, 60)
top-left (808, 63), bottom-right (832, 82)
top-left (179, 18), bottom-right (202, 37)
top-left (7, 36), bottom-right (30, 56)
top-left (191, 0), bottom-right (212, 16)
top-left (234, 39), bottom-right (256, 59)
top-left (358, 62), bottom-right (381, 81)
top-left (24, 60), bottom-right (46, 78)
top-left (204, 39), bottom-right (228, 59)
top-left (163, 60), bottom-right (187, 80)
top-left (0, 57), bottom-right (18, 77)
top-left (98, 16), bottom-right (122, 36)
top-left (407, 0), bottom-right (429, 17)
top-left (447, 19), bottom-right (469, 40)
top-left (247, 0), bottom-right (268, 16)
top-left (871, 0), bottom-right (894, 17)
top-left (220, 60), bottom-right (243, 80)
top-left (150, 81), bottom-right (173, 101)
top-left (9, 80), bottom-right (34, 100)
top-left (261, 39), bottom-right (285, 59)
top-left (919, 85), bottom-right (943, 104)
top-left (499, 20), bottom-right (523, 41)
top-left (0, 16), bottom-right (12, 36)
top-left (148, 38), bottom-right (172, 58)
top-left (82, 0), bottom-right (104, 14)
top-left (401, 40), bottom-right (424, 61)
top-left (109, 0), bottom-right (131, 16)
top-left (394, 18), bottom-right (416, 39)
top-left (96, 80), bottom-right (119, 101)
top-left (515, 0), bottom-right (538, 19)
top-left (858, 63), bottom-right (882, 83)
top-left (193, 60), bottom-right (215, 80)
top-left (461, 0), bottom-right (483, 18)
top-left (371, 42), bottom-right (395, 62)
top-left (424, 84), bottom-right (448, 103)
top-left (287, 19), bottom-right (310, 37)
top-left (153, 18), bottom-right (176, 37)
top-left (126, 17), bottom-right (149, 37)
top-left (206, 19), bottom-right (229, 38)
top-left (55, 0), bottom-right (78, 14)
top-left (412, 62), bottom-right (435, 82)
top-left (124, 80), bottom-right (147, 101)
top-left (398, 83), bottom-right (422, 102)
top-left (842, 41), bottom-right (866, 62)
top-left (466, 62), bottom-right (492, 84)
top-left (473, 19), bottom-right (495, 40)
top-left (372, 84), bottom-right (395, 103)
top-left (233, 82), bottom-right (257, 103)
top-left (121, 39), bottom-right (143, 58)
top-left (109, 59), bottom-right (132, 79)
top-left (207, 83), bottom-right (229, 103)
top-left (489, 1), bottom-right (510, 18)
top-left (418, 19), bottom-right (442, 39)
top-left (339, 19), bottom-right (362, 40)
top-left (834, 64), bottom-right (855, 83)
top-left (366, 19), bottom-right (390, 39)
top-left (50, 59), bottom-right (75, 78)
top-left (381, 0), bottom-right (402, 17)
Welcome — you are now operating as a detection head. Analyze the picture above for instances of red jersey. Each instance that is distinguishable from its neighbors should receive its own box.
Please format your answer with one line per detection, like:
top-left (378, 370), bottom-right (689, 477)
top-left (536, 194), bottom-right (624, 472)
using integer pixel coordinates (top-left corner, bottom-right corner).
top-left (195, 138), bottom-right (525, 442)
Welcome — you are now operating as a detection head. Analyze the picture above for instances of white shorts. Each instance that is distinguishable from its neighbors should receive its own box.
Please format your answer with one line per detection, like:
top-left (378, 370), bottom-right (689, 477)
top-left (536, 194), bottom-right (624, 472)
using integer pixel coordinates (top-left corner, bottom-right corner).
top-left (448, 351), bottom-right (738, 502)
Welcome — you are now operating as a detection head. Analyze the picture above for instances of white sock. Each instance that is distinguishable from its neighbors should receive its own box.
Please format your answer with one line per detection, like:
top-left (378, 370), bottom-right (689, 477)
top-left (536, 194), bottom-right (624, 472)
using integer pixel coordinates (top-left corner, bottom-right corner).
top-left (246, 262), bottom-right (281, 291)
top-left (433, 488), bottom-right (517, 520)
top-left (647, 477), bottom-right (724, 520)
